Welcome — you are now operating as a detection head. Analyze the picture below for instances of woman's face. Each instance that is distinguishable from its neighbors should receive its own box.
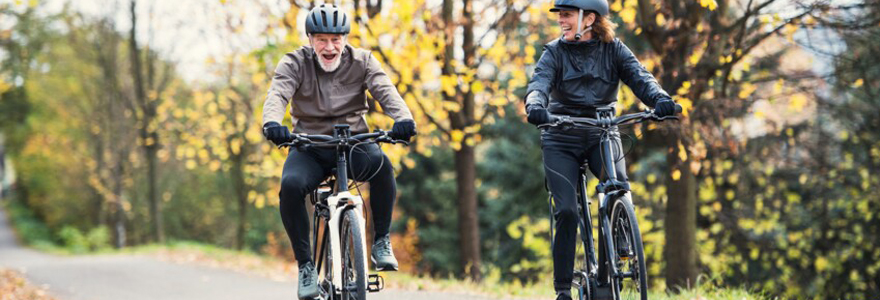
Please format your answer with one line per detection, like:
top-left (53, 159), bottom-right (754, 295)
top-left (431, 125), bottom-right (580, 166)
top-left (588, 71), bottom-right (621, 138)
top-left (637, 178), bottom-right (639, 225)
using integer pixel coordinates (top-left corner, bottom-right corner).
top-left (557, 10), bottom-right (595, 41)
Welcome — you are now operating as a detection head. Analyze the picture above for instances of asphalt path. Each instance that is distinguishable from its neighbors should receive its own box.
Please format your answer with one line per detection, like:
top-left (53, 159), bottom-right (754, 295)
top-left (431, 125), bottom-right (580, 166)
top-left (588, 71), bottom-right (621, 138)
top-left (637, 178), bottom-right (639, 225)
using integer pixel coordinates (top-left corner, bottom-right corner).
top-left (0, 207), bottom-right (514, 300)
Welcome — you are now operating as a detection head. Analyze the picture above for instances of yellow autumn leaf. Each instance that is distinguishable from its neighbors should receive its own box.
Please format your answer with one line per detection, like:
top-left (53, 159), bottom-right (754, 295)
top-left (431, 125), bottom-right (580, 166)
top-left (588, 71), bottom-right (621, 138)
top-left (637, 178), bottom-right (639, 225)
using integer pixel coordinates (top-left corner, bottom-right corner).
top-left (689, 48), bottom-right (703, 65)
top-left (619, 7), bottom-right (637, 24)
top-left (815, 256), bottom-right (829, 271)
top-left (403, 157), bottom-right (416, 169)
top-left (700, 0), bottom-right (718, 10)
top-left (471, 81), bottom-right (485, 93)
top-left (654, 13), bottom-right (667, 26)
top-left (678, 142), bottom-right (688, 162)
top-left (738, 82), bottom-right (757, 99)
top-left (853, 78), bottom-right (864, 88)
top-left (610, 0), bottom-right (622, 12)
top-left (677, 81), bottom-right (691, 96)
top-left (676, 97), bottom-right (693, 117)
top-left (0, 80), bottom-right (11, 94)
top-left (440, 75), bottom-right (457, 96)
top-left (671, 169), bottom-right (682, 181)
top-left (450, 129), bottom-right (464, 143)
top-left (788, 93), bottom-right (808, 112)
top-left (442, 101), bottom-right (461, 112)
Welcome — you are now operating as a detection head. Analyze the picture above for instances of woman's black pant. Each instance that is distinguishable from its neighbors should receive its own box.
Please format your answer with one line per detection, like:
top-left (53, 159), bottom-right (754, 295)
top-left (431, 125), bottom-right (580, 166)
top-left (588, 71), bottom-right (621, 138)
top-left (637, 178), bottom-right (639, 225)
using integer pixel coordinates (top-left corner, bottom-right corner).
top-left (541, 126), bottom-right (628, 292)
top-left (279, 143), bottom-right (395, 264)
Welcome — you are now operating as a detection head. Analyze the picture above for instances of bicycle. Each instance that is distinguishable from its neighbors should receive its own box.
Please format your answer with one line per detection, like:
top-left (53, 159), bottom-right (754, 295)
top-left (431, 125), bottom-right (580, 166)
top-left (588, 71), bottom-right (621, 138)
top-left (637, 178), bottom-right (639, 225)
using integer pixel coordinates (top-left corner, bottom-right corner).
top-left (539, 104), bottom-right (681, 300)
top-left (279, 124), bottom-right (406, 300)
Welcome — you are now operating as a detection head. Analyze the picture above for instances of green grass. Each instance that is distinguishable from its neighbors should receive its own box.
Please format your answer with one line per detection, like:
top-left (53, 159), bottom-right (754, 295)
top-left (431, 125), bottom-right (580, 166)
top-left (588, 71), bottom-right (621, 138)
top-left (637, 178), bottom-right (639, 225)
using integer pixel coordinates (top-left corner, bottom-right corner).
top-left (118, 241), bottom-right (768, 300)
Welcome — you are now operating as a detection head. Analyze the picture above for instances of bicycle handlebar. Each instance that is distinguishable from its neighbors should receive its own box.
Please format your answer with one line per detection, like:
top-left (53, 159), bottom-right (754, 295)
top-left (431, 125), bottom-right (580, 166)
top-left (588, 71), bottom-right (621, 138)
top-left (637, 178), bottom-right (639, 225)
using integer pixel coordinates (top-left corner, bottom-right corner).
top-left (278, 130), bottom-right (408, 149)
top-left (538, 104), bottom-right (682, 129)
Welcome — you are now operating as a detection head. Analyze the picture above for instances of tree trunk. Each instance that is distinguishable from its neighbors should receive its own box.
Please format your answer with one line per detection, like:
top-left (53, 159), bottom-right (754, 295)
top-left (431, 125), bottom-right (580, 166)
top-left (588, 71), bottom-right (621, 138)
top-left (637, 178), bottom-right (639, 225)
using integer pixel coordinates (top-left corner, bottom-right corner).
top-left (146, 142), bottom-right (163, 242)
top-left (441, 0), bottom-right (482, 281)
top-left (113, 159), bottom-right (126, 249)
top-left (663, 138), bottom-right (697, 289)
top-left (130, 0), bottom-right (164, 243)
top-left (454, 145), bottom-right (481, 281)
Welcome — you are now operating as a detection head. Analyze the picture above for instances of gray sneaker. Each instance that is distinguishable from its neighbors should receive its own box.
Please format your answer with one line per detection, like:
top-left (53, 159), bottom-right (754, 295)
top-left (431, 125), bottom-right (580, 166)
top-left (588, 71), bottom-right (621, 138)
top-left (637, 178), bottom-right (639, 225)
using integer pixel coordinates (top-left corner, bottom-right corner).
top-left (371, 235), bottom-right (399, 271)
top-left (297, 261), bottom-right (319, 299)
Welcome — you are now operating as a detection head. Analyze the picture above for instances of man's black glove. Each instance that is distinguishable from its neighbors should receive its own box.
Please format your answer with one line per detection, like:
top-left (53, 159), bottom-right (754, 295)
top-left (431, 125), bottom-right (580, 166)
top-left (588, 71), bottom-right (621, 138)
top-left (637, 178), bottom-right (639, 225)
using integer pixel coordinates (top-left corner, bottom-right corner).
top-left (390, 120), bottom-right (417, 141)
top-left (653, 99), bottom-right (676, 118)
top-left (263, 121), bottom-right (291, 146)
top-left (526, 105), bottom-right (552, 126)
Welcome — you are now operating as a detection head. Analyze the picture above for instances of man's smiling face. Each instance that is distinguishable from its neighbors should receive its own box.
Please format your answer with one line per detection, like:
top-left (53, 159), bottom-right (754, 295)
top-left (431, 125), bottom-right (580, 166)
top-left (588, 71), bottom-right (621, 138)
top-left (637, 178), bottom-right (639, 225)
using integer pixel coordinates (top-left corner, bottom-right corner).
top-left (310, 33), bottom-right (346, 72)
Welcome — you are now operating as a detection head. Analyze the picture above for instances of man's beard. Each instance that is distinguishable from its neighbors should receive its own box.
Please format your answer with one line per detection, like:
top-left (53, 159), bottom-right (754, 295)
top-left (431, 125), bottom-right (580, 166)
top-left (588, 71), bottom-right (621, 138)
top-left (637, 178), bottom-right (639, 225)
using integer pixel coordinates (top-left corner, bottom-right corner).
top-left (316, 48), bottom-right (344, 72)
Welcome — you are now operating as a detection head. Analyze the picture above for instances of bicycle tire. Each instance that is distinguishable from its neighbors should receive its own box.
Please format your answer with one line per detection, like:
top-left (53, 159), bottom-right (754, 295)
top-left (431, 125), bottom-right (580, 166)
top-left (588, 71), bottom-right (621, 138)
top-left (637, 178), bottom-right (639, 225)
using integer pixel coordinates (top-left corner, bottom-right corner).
top-left (609, 195), bottom-right (648, 300)
top-left (341, 209), bottom-right (367, 300)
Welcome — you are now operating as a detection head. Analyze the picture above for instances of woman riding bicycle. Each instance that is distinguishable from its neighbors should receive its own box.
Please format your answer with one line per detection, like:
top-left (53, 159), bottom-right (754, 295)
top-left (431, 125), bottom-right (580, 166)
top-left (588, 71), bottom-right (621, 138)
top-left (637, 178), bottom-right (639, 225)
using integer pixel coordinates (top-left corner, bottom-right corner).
top-left (260, 4), bottom-right (416, 299)
top-left (524, 0), bottom-right (677, 299)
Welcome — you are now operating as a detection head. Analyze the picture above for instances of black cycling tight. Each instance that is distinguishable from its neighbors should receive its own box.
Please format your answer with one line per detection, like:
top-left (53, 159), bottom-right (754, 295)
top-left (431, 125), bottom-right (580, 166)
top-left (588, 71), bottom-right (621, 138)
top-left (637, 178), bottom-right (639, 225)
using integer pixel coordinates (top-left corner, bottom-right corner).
top-left (541, 126), bottom-right (628, 292)
top-left (278, 143), bottom-right (395, 264)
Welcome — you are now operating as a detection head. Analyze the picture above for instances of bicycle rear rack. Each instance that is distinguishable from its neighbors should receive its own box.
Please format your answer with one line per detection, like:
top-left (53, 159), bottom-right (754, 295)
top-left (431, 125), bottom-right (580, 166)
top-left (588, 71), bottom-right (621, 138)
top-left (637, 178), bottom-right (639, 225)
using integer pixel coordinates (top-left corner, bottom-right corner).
top-left (367, 274), bottom-right (384, 292)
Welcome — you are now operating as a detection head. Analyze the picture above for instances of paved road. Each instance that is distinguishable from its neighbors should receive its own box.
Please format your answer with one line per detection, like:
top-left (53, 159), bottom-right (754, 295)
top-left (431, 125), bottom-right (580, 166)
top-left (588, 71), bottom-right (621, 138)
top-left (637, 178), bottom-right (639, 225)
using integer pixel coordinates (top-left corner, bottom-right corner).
top-left (0, 207), bottom-right (511, 300)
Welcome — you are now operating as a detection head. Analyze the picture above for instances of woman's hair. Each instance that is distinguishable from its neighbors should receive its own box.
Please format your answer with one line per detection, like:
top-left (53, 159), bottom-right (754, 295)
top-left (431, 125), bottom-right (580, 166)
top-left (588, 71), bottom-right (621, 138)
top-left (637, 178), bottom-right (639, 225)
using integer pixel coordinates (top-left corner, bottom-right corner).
top-left (589, 12), bottom-right (617, 43)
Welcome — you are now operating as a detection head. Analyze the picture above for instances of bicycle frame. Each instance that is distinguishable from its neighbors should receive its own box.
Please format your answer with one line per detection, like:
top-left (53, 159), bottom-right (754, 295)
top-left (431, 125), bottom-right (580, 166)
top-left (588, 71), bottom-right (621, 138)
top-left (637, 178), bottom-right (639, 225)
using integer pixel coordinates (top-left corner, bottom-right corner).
top-left (308, 125), bottom-right (375, 295)
top-left (547, 106), bottom-right (642, 292)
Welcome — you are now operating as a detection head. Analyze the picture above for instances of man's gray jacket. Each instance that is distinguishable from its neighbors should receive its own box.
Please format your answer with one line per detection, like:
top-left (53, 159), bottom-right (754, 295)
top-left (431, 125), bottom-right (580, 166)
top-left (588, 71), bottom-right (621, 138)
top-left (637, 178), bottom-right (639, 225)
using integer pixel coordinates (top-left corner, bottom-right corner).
top-left (262, 44), bottom-right (413, 135)
top-left (526, 37), bottom-right (672, 116)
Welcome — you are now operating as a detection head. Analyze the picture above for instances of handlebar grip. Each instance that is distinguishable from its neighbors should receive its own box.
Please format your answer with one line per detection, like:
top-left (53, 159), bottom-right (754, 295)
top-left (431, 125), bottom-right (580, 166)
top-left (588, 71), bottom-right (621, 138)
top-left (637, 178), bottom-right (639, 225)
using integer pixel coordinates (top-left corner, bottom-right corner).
top-left (674, 104), bottom-right (683, 114)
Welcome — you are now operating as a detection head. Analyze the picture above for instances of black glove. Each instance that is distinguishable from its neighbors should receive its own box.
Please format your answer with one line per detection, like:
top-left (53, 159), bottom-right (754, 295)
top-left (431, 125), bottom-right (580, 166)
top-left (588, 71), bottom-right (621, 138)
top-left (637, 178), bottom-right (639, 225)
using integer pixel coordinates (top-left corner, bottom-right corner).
top-left (654, 99), bottom-right (676, 118)
top-left (390, 120), bottom-right (417, 141)
top-left (262, 122), bottom-right (291, 146)
top-left (526, 105), bottom-right (552, 126)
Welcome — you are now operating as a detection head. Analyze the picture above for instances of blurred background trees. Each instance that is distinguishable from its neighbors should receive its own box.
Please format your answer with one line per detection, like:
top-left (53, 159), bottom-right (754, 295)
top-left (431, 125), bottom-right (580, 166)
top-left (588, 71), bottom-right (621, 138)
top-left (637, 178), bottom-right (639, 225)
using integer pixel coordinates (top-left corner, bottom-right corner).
top-left (1, 0), bottom-right (878, 298)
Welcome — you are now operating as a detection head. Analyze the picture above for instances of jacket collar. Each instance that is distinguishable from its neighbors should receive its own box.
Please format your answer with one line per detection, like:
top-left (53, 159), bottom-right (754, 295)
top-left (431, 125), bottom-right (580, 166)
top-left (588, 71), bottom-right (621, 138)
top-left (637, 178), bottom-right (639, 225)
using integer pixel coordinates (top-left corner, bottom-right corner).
top-left (558, 36), bottom-right (600, 50)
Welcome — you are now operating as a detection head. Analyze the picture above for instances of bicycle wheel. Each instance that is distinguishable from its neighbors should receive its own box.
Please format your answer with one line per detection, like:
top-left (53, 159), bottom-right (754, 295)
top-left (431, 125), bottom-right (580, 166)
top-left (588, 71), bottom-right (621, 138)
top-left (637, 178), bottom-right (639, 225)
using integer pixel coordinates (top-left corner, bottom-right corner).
top-left (341, 209), bottom-right (367, 300)
top-left (609, 195), bottom-right (648, 300)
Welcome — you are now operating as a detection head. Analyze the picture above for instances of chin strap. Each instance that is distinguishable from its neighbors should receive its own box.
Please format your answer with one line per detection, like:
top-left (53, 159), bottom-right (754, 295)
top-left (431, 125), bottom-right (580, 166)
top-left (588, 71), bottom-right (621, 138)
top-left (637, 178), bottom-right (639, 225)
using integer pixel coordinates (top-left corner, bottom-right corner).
top-left (573, 9), bottom-right (593, 41)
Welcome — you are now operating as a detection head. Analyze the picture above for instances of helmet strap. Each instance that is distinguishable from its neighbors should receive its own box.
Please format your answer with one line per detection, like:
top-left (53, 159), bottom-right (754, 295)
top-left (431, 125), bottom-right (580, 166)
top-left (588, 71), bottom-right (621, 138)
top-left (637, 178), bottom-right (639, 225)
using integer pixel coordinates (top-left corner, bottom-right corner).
top-left (574, 9), bottom-right (584, 41)
top-left (574, 9), bottom-right (593, 41)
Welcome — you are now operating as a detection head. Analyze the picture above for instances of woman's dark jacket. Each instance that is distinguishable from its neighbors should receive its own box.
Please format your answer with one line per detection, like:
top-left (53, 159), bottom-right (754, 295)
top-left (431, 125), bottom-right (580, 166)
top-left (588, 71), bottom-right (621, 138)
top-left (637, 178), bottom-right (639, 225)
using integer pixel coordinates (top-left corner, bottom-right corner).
top-left (525, 37), bottom-right (672, 116)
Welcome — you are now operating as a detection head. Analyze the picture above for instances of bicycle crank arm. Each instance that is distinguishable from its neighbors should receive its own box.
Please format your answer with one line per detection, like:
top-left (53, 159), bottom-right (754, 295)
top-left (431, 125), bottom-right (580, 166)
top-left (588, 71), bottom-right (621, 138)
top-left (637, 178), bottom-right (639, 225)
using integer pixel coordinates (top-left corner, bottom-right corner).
top-left (367, 274), bottom-right (385, 292)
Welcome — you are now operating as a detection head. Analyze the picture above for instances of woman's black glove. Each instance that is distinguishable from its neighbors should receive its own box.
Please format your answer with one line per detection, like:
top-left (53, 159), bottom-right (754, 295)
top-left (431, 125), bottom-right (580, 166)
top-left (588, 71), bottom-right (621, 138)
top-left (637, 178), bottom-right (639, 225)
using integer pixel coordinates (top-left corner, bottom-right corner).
top-left (390, 120), bottom-right (417, 141)
top-left (262, 122), bottom-right (291, 146)
top-left (654, 99), bottom-right (676, 118)
top-left (527, 106), bottom-right (552, 126)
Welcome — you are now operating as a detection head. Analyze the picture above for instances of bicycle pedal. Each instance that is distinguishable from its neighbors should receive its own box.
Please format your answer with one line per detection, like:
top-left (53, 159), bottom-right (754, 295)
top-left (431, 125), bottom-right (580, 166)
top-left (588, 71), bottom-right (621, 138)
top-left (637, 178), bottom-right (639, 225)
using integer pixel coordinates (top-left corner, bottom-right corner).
top-left (367, 274), bottom-right (384, 292)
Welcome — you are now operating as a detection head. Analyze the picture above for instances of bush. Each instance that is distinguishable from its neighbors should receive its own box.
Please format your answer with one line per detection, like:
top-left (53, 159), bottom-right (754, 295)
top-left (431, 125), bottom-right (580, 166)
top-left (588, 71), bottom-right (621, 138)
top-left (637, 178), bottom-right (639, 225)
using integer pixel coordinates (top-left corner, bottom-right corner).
top-left (85, 226), bottom-right (110, 251)
top-left (57, 226), bottom-right (87, 253)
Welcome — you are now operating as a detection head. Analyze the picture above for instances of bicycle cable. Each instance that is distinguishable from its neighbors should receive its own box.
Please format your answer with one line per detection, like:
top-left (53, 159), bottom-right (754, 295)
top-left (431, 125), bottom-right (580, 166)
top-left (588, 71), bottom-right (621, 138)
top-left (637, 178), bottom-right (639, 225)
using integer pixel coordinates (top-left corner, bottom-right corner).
top-left (347, 140), bottom-right (384, 191)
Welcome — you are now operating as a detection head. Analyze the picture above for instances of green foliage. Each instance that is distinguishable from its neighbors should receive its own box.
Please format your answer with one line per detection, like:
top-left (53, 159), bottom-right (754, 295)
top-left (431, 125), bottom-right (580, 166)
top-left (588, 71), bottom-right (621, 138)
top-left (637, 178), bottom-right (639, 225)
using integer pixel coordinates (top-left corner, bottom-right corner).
top-left (395, 146), bottom-right (461, 276)
top-left (2, 196), bottom-right (54, 248)
top-left (85, 226), bottom-right (111, 251)
top-left (57, 226), bottom-right (88, 253)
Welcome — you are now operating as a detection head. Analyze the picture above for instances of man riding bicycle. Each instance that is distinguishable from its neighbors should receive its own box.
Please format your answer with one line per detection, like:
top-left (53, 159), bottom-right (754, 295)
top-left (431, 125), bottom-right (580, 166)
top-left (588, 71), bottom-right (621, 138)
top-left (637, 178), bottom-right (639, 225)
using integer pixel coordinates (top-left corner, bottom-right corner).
top-left (524, 0), bottom-right (677, 299)
top-left (260, 4), bottom-right (416, 299)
